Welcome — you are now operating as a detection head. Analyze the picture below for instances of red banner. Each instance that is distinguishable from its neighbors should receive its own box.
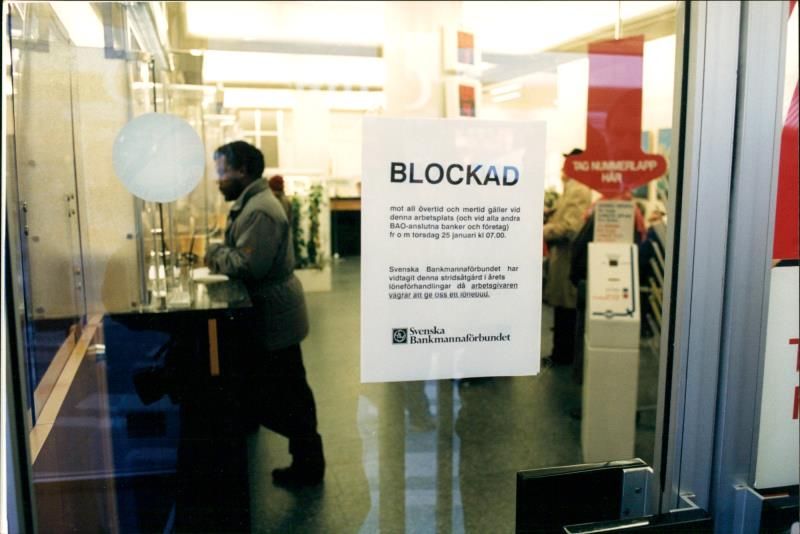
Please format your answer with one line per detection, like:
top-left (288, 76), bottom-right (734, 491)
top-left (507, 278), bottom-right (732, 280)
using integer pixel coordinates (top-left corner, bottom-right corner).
top-left (563, 36), bottom-right (667, 196)
top-left (772, 0), bottom-right (798, 261)
top-left (773, 84), bottom-right (799, 261)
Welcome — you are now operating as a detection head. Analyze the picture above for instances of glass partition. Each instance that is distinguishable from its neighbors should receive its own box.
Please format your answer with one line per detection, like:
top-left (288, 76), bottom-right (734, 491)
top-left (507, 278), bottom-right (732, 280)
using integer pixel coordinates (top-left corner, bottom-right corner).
top-left (7, 2), bottom-right (87, 421)
top-left (4, 1), bottom-right (684, 532)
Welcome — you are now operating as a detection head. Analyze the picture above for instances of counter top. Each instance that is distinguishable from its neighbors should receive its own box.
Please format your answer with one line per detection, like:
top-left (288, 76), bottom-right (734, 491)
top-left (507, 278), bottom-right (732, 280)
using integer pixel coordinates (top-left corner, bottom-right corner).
top-left (110, 280), bottom-right (252, 322)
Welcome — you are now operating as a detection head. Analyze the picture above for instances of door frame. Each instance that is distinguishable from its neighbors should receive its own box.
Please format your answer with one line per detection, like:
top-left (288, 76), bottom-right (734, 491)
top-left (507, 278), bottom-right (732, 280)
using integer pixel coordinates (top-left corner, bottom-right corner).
top-left (655, 2), bottom-right (789, 530)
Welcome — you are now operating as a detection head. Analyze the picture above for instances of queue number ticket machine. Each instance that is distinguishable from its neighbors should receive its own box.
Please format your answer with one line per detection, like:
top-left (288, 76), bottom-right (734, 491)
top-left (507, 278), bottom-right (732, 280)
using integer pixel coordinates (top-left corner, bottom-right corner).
top-left (582, 242), bottom-right (640, 462)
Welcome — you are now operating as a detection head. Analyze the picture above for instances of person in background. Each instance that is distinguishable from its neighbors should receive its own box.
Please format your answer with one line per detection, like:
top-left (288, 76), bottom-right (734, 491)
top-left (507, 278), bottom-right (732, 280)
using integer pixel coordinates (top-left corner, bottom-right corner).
top-left (638, 200), bottom-right (668, 337)
top-left (206, 141), bottom-right (325, 487)
top-left (542, 148), bottom-right (592, 367)
top-left (646, 200), bottom-right (667, 226)
top-left (268, 174), bottom-right (293, 225)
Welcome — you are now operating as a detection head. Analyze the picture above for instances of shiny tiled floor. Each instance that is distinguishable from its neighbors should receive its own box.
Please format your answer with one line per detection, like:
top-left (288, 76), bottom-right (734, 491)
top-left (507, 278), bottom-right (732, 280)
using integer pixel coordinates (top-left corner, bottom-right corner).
top-left (247, 258), bottom-right (659, 533)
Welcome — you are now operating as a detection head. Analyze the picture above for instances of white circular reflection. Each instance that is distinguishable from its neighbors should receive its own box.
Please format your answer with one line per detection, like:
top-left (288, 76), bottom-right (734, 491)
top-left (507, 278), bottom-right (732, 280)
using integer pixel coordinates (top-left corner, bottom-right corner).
top-left (112, 112), bottom-right (205, 203)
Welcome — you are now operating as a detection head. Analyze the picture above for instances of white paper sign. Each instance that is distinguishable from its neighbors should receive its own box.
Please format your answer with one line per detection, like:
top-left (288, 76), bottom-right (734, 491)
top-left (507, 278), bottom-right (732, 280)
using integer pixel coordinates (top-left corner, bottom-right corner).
top-left (754, 265), bottom-right (799, 489)
top-left (594, 200), bottom-right (635, 243)
top-left (361, 117), bottom-right (545, 382)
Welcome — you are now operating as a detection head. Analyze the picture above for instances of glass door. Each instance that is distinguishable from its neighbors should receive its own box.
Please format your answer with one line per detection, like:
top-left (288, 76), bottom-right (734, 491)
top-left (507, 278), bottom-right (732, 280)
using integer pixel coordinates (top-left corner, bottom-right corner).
top-left (0, 1), bottom-right (709, 533)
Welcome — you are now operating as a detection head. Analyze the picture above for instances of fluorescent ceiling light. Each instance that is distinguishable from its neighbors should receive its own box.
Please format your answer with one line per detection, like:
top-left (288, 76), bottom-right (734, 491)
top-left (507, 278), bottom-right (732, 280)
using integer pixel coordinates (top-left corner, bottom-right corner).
top-left (492, 91), bottom-right (522, 103)
top-left (50, 1), bottom-right (104, 48)
top-left (203, 51), bottom-right (385, 88)
top-left (489, 83), bottom-right (522, 96)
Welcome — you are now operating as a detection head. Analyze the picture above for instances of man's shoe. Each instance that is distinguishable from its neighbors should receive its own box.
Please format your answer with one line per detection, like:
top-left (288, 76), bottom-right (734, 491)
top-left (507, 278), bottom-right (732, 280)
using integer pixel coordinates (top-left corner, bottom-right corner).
top-left (273, 434), bottom-right (325, 488)
top-left (272, 463), bottom-right (324, 488)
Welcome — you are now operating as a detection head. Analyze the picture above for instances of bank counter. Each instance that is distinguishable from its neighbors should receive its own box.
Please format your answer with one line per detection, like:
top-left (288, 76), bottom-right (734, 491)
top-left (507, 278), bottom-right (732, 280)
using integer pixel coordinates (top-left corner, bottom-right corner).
top-left (103, 279), bottom-right (254, 532)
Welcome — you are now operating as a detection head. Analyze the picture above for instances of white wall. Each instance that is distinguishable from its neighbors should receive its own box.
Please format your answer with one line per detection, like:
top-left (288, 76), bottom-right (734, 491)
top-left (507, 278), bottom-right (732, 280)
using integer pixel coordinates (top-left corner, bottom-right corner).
top-left (642, 35), bottom-right (676, 132)
top-left (383, 1), bottom-right (462, 117)
top-left (329, 111), bottom-right (364, 180)
top-left (280, 91), bottom-right (331, 173)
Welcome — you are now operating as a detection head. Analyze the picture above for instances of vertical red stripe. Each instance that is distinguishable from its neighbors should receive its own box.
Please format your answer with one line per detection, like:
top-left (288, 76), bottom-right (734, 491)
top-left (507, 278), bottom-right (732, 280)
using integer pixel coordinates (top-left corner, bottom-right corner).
top-left (792, 338), bottom-right (800, 371)
top-left (794, 339), bottom-right (800, 418)
top-left (773, 2), bottom-right (799, 259)
top-left (773, 85), bottom-right (799, 261)
top-left (794, 387), bottom-right (800, 419)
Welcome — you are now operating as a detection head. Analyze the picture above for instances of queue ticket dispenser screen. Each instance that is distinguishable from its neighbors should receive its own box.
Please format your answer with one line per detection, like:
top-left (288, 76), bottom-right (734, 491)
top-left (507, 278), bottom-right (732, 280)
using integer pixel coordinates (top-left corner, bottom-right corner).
top-left (585, 242), bottom-right (640, 350)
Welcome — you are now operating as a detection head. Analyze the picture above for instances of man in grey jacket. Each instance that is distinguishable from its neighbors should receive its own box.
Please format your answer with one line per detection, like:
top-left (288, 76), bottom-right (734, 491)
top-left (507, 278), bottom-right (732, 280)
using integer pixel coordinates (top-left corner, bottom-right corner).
top-left (206, 140), bottom-right (324, 487)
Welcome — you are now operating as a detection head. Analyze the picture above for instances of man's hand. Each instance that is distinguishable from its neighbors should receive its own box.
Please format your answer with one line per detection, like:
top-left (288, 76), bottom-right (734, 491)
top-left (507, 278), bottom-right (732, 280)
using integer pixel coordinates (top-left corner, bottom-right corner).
top-left (206, 243), bottom-right (223, 273)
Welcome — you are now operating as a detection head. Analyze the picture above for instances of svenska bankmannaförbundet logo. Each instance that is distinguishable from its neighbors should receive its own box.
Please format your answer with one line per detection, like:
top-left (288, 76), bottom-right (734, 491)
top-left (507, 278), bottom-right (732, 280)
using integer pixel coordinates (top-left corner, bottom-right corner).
top-left (392, 328), bottom-right (409, 344)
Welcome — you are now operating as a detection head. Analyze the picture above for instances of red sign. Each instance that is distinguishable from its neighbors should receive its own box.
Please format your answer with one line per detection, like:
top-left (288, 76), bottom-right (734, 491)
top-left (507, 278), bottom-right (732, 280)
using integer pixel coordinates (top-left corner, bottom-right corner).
top-left (563, 36), bottom-right (667, 196)
top-left (772, 0), bottom-right (798, 261)
top-left (773, 84), bottom-right (799, 261)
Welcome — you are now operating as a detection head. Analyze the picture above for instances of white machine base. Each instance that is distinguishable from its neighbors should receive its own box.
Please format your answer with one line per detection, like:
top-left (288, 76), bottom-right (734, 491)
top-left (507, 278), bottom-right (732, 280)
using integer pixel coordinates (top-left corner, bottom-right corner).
top-left (581, 337), bottom-right (640, 463)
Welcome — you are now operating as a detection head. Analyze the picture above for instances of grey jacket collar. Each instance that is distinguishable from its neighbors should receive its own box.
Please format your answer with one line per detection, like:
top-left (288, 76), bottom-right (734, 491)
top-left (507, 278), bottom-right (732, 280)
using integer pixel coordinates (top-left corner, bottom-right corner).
top-left (230, 178), bottom-right (268, 218)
